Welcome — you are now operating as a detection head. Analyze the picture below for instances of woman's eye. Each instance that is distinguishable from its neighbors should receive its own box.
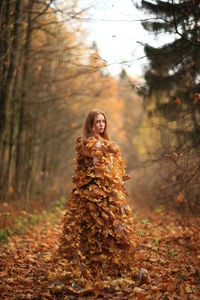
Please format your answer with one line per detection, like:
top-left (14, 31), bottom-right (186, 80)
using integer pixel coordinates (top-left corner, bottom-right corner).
top-left (96, 120), bottom-right (105, 123)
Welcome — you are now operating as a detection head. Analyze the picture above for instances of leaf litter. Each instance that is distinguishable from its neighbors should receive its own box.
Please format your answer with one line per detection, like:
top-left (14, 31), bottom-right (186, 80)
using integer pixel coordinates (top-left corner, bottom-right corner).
top-left (0, 209), bottom-right (200, 299)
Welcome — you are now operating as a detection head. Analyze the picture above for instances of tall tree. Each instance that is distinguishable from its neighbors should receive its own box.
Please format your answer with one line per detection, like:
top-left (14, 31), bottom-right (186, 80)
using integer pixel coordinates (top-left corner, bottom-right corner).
top-left (136, 0), bottom-right (200, 210)
top-left (0, 0), bottom-right (92, 201)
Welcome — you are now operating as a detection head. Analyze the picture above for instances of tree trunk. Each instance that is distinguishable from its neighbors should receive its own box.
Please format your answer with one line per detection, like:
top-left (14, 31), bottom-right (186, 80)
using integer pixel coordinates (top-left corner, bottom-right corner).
top-left (14, 0), bottom-right (33, 196)
top-left (0, 0), bottom-right (22, 199)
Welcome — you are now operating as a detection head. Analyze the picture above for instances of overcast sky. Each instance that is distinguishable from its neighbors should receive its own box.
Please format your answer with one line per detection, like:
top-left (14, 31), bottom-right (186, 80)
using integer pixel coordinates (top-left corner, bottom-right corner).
top-left (79, 0), bottom-right (150, 78)
top-left (78, 0), bottom-right (173, 79)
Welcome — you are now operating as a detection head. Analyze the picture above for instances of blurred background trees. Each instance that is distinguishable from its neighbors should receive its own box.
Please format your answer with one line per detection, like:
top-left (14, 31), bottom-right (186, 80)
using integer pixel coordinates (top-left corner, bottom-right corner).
top-left (0, 0), bottom-right (87, 201)
top-left (134, 0), bottom-right (200, 211)
top-left (0, 0), bottom-right (142, 207)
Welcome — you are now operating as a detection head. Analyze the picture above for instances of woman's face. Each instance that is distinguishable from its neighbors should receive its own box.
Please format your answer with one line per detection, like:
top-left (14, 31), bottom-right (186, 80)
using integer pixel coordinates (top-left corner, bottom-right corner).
top-left (94, 114), bottom-right (106, 134)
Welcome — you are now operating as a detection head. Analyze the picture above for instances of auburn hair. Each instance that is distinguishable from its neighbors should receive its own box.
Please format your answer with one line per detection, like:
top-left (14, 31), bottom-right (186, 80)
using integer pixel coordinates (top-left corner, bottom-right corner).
top-left (82, 109), bottom-right (109, 145)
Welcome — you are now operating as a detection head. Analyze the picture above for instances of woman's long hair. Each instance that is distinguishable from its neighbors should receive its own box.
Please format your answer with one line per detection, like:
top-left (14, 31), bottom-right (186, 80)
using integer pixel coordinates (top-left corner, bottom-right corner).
top-left (82, 109), bottom-right (109, 145)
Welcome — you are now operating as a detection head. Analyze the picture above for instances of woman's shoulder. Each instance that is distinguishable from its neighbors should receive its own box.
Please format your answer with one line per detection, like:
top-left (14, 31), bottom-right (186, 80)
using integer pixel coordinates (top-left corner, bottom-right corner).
top-left (75, 136), bottom-right (101, 153)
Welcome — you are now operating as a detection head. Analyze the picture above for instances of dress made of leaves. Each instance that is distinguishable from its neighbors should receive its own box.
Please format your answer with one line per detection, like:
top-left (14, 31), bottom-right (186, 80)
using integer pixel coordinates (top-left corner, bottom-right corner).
top-left (48, 136), bottom-right (136, 295)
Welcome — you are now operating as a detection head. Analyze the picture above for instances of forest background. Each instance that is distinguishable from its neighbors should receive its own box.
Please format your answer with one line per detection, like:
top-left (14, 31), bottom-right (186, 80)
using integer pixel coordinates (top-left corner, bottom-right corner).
top-left (1, 0), bottom-right (199, 213)
top-left (0, 0), bottom-right (200, 298)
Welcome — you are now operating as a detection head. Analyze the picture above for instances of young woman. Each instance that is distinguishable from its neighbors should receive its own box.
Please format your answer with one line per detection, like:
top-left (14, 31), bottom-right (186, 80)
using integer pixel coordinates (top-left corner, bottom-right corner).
top-left (48, 109), bottom-right (140, 295)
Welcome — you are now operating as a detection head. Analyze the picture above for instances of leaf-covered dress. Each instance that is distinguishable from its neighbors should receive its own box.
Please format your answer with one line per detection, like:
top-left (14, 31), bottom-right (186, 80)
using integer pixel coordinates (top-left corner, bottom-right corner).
top-left (49, 136), bottom-right (136, 293)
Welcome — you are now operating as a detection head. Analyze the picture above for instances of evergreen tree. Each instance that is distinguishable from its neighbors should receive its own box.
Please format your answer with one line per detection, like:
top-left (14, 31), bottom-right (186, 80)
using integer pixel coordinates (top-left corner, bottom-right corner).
top-left (136, 0), bottom-right (200, 210)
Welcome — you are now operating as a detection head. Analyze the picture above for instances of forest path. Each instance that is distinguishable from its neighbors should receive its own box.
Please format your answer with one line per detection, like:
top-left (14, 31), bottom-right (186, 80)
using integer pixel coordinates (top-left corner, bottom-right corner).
top-left (0, 204), bottom-right (200, 299)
